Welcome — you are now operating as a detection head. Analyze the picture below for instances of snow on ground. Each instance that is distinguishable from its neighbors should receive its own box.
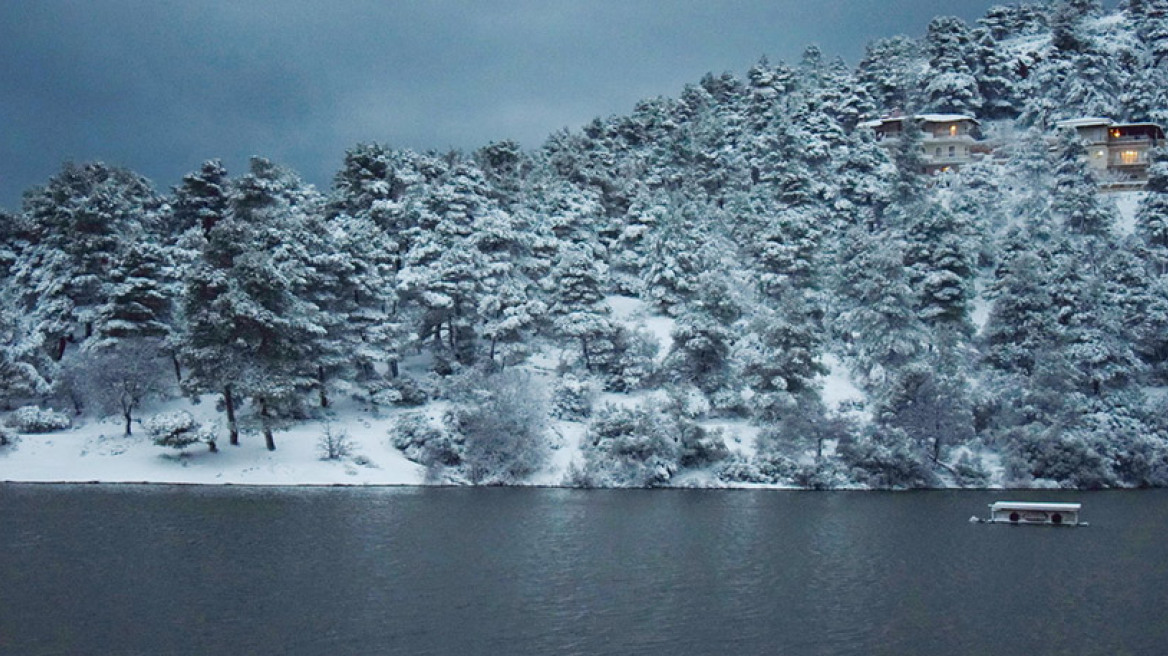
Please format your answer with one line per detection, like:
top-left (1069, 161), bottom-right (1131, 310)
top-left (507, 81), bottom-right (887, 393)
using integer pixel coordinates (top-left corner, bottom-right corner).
top-left (0, 396), bottom-right (426, 486)
top-left (529, 420), bottom-right (586, 487)
top-left (607, 295), bottom-right (675, 360)
top-left (818, 353), bottom-right (866, 414)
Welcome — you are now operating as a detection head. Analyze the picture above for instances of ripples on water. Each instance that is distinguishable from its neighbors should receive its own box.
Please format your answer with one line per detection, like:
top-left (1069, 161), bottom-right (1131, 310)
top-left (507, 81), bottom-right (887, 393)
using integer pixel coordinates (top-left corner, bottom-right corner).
top-left (1, 485), bottom-right (1165, 655)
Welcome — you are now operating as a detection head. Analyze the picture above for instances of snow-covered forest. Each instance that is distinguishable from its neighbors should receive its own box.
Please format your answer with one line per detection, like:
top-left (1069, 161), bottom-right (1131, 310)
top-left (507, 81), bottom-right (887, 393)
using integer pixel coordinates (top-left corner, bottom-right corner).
top-left (4, 0), bottom-right (1168, 489)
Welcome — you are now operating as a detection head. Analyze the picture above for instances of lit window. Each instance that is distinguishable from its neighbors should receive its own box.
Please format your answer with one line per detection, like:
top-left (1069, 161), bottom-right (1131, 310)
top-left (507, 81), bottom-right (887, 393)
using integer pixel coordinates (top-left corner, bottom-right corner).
top-left (1121, 150), bottom-right (1140, 165)
top-left (949, 125), bottom-right (958, 137)
top-left (1112, 129), bottom-right (1122, 139)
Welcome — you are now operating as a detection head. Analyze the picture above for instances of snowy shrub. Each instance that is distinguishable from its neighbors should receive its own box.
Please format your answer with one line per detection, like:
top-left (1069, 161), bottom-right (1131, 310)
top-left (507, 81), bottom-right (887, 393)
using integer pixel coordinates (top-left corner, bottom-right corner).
top-left (715, 452), bottom-right (798, 485)
top-left (447, 371), bottom-right (550, 485)
top-left (715, 453), bottom-right (762, 483)
top-left (677, 422), bottom-right (729, 468)
top-left (1072, 412), bottom-right (1168, 488)
top-left (755, 399), bottom-right (854, 463)
top-left (6, 406), bottom-right (71, 434)
top-left (364, 376), bottom-right (431, 408)
top-left (391, 412), bottom-right (463, 469)
top-left (145, 411), bottom-right (214, 452)
top-left (551, 375), bottom-right (599, 421)
top-left (318, 421), bottom-right (353, 460)
top-left (68, 341), bottom-right (169, 436)
top-left (792, 459), bottom-right (849, 490)
top-left (595, 326), bottom-right (660, 392)
top-left (754, 452), bottom-right (800, 483)
top-left (0, 425), bottom-right (16, 447)
top-left (951, 452), bottom-right (991, 488)
top-left (1008, 427), bottom-right (1115, 489)
top-left (573, 404), bottom-right (681, 488)
top-left (837, 429), bottom-right (940, 489)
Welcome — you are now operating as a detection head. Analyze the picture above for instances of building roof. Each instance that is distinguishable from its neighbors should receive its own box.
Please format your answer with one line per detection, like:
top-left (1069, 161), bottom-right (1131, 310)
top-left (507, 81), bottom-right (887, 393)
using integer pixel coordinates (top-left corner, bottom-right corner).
top-left (915, 113), bottom-right (979, 124)
top-left (858, 113), bottom-right (979, 129)
top-left (990, 502), bottom-right (1082, 512)
top-left (1056, 117), bottom-right (1114, 129)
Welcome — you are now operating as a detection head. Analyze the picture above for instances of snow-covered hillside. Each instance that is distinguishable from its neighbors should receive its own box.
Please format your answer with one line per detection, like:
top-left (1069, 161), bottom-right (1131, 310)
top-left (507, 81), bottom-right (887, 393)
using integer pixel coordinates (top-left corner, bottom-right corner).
top-left (4, 1), bottom-right (1168, 490)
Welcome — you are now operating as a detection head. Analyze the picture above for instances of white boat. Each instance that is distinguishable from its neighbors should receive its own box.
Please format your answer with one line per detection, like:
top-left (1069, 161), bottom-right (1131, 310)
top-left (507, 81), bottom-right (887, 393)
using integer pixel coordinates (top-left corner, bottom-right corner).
top-left (984, 501), bottom-right (1083, 526)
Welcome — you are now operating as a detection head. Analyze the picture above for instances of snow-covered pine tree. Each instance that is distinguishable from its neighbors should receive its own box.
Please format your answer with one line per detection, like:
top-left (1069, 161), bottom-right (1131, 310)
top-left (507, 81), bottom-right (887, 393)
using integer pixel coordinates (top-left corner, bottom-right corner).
top-left (396, 161), bottom-right (495, 368)
top-left (1051, 128), bottom-right (1113, 238)
top-left (89, 241), bottom-right (175, 351)
top-left (12, 162), bottom-right (163, 363)
top-left (903, 203), bottom-right (977, 339)
top-left (179, 158), bottom-right (327, 449)
top-left (548, 244), bottom-right (612, 372)
top-left (834, 226), bottom-right (928, 386)
top-left (171, 160), bottom-right (230, 240)
top-left (1136, 150), bottom-right (1168, 275)
top-left (856, 36), bottom-right (920, 114)
top-left (919, 16), bottom-right (985, 115)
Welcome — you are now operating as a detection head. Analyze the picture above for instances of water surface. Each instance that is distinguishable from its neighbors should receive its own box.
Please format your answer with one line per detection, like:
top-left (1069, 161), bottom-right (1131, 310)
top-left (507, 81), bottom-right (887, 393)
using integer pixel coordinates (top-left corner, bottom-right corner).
top-left (1, 485), bottom-right (1164, 655)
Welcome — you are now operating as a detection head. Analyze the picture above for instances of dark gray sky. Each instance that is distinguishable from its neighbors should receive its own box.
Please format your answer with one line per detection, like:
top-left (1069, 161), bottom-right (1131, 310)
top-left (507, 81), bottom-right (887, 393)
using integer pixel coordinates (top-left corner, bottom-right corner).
top-left (0, 1), bottom-right (1090, 210)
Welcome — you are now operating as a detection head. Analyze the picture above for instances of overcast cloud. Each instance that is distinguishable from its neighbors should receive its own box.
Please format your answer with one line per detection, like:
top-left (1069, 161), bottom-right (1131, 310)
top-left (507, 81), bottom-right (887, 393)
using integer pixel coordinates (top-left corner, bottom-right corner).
top-left (0, 1), bottom-right (1106, 209)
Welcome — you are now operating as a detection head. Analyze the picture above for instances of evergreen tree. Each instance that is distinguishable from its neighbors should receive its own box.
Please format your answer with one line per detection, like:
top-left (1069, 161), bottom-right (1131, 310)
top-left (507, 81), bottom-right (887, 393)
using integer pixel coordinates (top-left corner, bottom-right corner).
top-left (919, 17), bottom-right (984, 114)
top-left (397, 162), bottom-right (495, 367)
top-left (12, 162), bottom-right (162, 362)
top-left (856, 36), bottom-right (920, 113)
top-left (179, 158), bottom-right (327, 450)
top-left (1136, 151), bottom-right (1168, 275)
top-left (1051, 130), bottom-right (1113, 237)
top-left (903, 203), bottom-right (977, 339)
top-left (548, 245), bottom-right (612, 371)
top-left (171, 160), bottom-right (230, 239)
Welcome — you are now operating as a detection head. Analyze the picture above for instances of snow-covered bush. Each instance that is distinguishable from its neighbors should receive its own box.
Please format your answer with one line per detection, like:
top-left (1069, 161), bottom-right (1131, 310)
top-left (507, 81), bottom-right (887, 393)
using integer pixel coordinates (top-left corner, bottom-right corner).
top-left (447, 371), bottom-right (550, 485)
top-left (571, 404), bottom-right (681, 488)
top-left (951, 452), bottom-right (991, 488)
top-left (318, 421), bottom-right (353, 460)
top-left (0, 425), bottom-right (16, 448)
top-left (714, 452), bottom-right (799, 485)
top-left (145, 411), bottom-right (214, 453)
top-left (677, 422), bottom-right (729, 468)
top-left (792, 460), bottom-right (849, 490)
top-left (1008, 429), bottom-right (1114, 490)
top-left (6, 406), bottom-right (71, 434)
top-left (391, 412), bottom-right (463, 469)
top-left (363, 376), bottom-right (431, 408)
top-left (715, 453), bottom-right (761, 483)
top-left (595, 326), bottom-right (659, 392)
top-left (551, 375), bottom-right (598, 421)
top-left (837, 429), bottom-right (939, 489)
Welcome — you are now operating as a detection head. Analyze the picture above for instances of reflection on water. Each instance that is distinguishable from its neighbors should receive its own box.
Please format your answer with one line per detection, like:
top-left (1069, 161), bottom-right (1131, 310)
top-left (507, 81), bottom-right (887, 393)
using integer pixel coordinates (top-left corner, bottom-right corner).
top-left (1, 485), bottom-right (1165, 656)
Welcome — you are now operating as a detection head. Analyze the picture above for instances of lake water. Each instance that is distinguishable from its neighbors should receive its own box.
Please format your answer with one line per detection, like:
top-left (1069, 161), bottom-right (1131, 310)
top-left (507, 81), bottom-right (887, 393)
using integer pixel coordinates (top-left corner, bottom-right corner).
top-left (1, 485), bottom-right (1165, 656)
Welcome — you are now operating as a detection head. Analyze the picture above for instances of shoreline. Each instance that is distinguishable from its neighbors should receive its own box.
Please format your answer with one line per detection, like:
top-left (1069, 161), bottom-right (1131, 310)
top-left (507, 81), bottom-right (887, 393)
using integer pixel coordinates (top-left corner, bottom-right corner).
top-left (2, 478), bottom-right (1056, 492)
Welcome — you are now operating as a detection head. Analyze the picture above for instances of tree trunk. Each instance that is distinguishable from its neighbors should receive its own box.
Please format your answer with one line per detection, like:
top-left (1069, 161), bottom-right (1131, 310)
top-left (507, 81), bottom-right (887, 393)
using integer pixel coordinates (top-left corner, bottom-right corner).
top-left (224, 384), bottom-right (239, 446)
top-left (581, 337), bottom-right (591, 370)
top-left (318, 365), bottom-right (329, 408)
top-left (124, 410), bottom-right (133, 437)
top-left (260, 397), bottom-right (276, 451)
top-left (171, 353), bottom-right (183, 384)
top-left (389, 359), bottom-right (400, 379)
top-left (55, 336), bottom-right (68, 361)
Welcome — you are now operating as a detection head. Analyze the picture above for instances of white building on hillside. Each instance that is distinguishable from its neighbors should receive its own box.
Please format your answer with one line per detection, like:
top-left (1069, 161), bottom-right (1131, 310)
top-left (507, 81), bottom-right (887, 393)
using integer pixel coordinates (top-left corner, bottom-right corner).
top-left (859, 113), bottom-right (982, 174)
top-left (1056, 117), bottom-right (1165, 185)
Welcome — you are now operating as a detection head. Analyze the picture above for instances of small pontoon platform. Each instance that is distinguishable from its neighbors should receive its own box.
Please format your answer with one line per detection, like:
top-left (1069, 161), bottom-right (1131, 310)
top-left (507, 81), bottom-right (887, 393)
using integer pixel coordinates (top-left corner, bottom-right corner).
top-left (981, 501), bottom-right (1084, 526)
